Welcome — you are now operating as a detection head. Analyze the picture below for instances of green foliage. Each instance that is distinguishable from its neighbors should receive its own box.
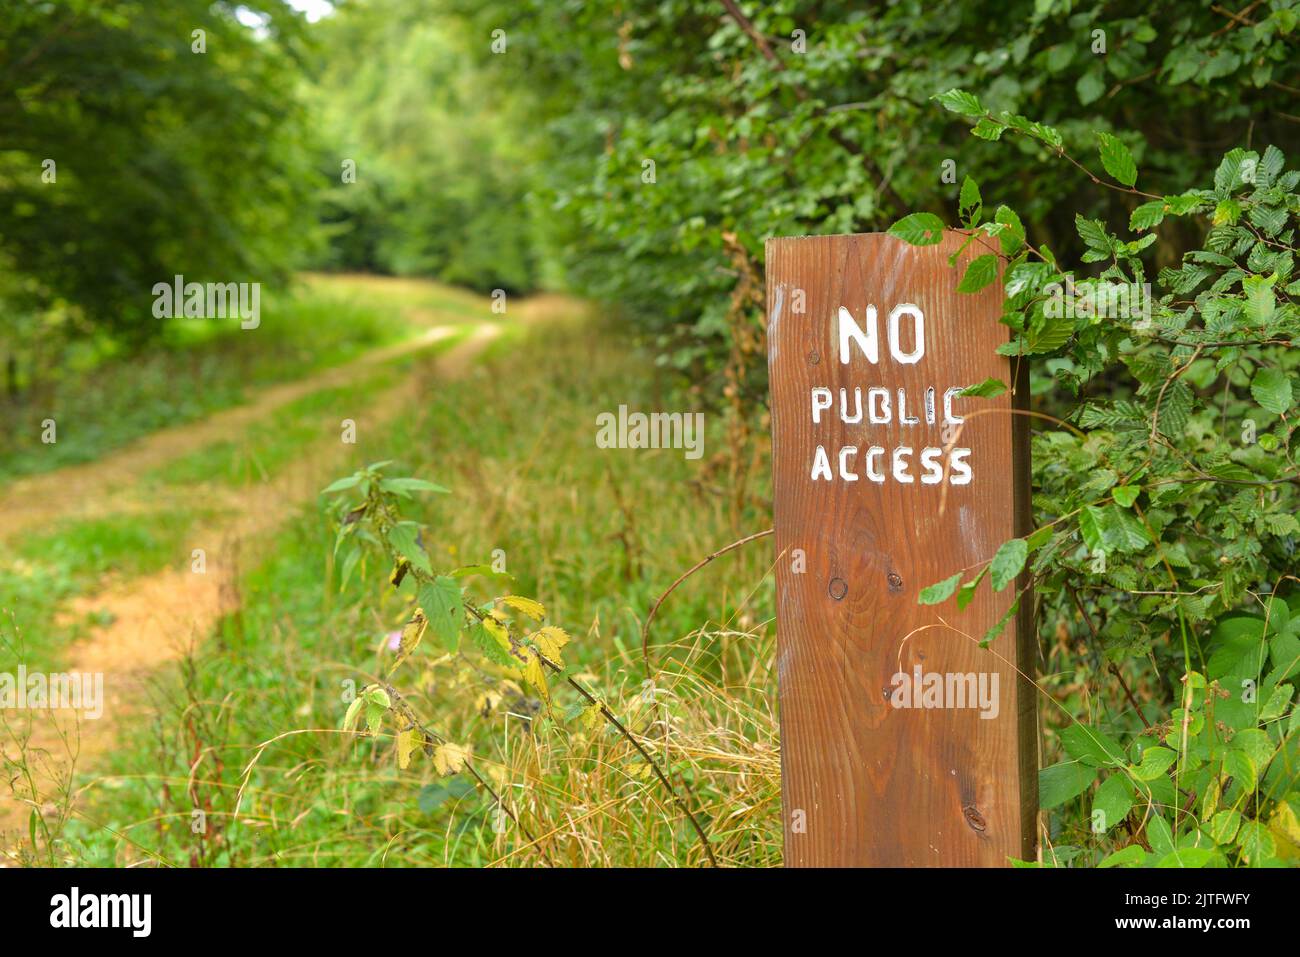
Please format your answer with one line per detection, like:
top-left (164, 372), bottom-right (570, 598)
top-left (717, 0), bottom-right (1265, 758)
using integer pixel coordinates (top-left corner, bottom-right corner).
top-left (417, 576), bottom-right (464, 650)
top-left (0, 0), bottom-right (316, 340)
top-left (901, 93), bottom-right (1300, 865)
top-left (889, 213), bottom-right (946, 246)
top-left (304, 0), bottom-right (547, 292)
top-left (918, 572), bottom-right (962, 605)
top-left (989, 538), bottom-right (1028, 592)
top-left (461, 0), bottom-right (1299, 381)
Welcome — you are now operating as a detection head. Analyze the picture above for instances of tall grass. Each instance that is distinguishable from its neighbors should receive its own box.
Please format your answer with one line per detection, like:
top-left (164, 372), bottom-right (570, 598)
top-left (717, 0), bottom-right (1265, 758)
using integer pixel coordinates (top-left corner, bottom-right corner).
top-left (51, 314), bottom-right (781, 866)
top-left (0, 281), bottom-right (415, 481)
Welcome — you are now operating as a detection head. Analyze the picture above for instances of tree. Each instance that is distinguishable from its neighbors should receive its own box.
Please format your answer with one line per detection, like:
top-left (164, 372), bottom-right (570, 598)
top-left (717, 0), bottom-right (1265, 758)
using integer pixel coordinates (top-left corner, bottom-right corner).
top-left (0, 0), bottom-right (316, 345)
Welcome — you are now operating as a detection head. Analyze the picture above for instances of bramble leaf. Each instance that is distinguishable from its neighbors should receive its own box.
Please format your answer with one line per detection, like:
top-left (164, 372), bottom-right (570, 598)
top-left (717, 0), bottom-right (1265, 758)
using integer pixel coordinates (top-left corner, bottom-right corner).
top-left (918, 572), bottom-right (962, 605)
top-left (418, 577), bottom-right (464, 651)
top-left (990, 538), bottom-right (1028, 591)
top-left (957, 254), bottom-right (999, 293)
top-left (888, 212), bottom-right (945, 246)
top-left (1097, 131), bottom-right (1137, 186)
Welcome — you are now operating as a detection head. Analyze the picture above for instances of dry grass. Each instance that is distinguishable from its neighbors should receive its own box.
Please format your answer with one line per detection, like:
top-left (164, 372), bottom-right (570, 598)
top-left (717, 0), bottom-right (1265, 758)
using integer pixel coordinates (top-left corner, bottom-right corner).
top-left (13, 285), bottom-right (781, 867)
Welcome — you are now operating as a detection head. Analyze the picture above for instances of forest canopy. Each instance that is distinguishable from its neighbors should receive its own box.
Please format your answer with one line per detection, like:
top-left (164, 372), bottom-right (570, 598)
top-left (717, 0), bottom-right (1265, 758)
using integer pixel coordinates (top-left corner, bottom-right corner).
top-left (4, 0), bottom-right (1296, 359)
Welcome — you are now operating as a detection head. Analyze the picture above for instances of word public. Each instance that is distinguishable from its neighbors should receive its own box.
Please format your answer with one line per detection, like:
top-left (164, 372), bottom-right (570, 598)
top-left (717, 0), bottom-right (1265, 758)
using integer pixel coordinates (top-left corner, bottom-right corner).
top-left (807, 303), bottom-right (972, 486)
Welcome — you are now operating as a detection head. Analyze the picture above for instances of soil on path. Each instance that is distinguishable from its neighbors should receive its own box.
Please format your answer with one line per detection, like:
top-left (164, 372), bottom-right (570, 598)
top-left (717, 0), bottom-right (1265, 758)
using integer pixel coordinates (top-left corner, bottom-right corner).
top-left (0, 322), bottom-right (502, 846)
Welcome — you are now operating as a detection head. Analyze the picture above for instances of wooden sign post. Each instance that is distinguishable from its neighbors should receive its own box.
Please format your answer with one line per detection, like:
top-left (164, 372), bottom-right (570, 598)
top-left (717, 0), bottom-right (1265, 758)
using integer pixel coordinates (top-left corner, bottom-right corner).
top-left (766, 231), bottom-right (1036, 867)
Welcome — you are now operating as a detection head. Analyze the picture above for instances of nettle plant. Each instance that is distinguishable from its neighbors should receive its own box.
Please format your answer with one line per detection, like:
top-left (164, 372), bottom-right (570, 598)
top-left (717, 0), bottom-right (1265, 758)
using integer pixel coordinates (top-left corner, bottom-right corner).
top-left (321, 461), bottom-right (716, 862)
top-left (894, 91), bottom-right (1300, 866)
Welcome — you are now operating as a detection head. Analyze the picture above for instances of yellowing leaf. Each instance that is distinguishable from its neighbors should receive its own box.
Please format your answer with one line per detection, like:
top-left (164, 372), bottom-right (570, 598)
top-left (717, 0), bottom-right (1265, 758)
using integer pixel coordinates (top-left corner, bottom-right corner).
top-left (580, 702), bottom-right (603, 733)
top-left (342, 697), bottom-right (364, 732)
top-left (395, 611), bottom-right (427, 665)
top-left (481, 616), bottom-right (511, 650)
top-left (531, 625), bottom-right (571, 664)
top-left (1269, 800), bottom-right (1300, 859)
top-left (388, 559), bottom-right (410, 588)
top-left (396, 728), bottom-right (419, 770)
top-left (433, 742), bottom-right (470, 775)
top-left (524, 651), bottom-right (551, 710)
top-left (501, 595), bottom-right (546, 620)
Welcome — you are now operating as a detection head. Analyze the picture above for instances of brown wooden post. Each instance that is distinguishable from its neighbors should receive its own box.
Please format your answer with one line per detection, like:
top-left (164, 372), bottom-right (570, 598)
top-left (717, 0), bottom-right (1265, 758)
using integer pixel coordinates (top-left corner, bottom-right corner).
top-left (765, 231), bottom-right (1036, 866)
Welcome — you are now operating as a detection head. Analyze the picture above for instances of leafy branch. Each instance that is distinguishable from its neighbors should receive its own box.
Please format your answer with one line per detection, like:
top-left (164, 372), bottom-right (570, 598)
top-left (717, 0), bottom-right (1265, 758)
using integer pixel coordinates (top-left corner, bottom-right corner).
top-left (323, 461), bottom-right (720, 866)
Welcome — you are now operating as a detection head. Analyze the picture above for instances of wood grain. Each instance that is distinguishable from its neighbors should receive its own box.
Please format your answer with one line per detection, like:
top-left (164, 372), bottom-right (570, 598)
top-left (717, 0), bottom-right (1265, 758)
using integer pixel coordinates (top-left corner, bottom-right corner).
top-left (766, 231), bottom-right (1037, 866)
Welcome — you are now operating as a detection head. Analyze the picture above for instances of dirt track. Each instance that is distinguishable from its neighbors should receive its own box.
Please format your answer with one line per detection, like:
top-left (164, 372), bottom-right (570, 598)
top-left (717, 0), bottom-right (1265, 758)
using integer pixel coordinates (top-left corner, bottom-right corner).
top-left (0, 320), bottom-right (501, 844)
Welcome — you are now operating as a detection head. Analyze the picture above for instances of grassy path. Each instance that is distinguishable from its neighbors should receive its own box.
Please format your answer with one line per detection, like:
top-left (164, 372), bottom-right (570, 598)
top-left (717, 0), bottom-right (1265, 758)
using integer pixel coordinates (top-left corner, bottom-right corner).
top-left (0, 278), bottom-right (519, 842)
top-left (3, 287), bottom-right (783, 868)
top-left (0, 325), bottom-right (459, 546)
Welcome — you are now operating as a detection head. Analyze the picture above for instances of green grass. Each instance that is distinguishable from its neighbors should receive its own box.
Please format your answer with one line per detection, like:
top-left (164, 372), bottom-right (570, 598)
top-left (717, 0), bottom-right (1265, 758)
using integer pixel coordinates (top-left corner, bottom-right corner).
top-left (0, 509), bottom-right (214, 673)
top-left (300, 272), bottom-right (492, 323)
top-left (0, 281), bottom-right (415, 483)
top-left (70, 315), bottom-right (782, 867)
top-left (0, 326), bottom-right (475, 676)
top-left (144, 332), bottom-right (470, 489)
